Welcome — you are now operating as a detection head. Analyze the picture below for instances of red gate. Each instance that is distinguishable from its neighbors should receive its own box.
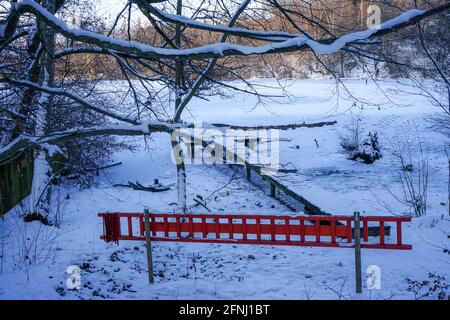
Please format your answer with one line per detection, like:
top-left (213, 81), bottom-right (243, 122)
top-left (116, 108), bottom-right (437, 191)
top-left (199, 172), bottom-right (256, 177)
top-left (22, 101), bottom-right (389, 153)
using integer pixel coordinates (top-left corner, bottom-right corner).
top-left (98, 213), bottom-right (412, 250)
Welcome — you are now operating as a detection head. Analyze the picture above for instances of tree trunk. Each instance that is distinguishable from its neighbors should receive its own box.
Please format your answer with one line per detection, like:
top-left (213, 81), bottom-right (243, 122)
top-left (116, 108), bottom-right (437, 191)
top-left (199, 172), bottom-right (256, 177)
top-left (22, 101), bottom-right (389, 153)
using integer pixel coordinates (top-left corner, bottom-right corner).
top-left (173, 0), bottom-right (186, 212)
top-left (171, 139), bottom-right (187, 212)
top-left (174, 0), bottom-right (183, 115)
top-left (31, 0), bottom-right (56, 214)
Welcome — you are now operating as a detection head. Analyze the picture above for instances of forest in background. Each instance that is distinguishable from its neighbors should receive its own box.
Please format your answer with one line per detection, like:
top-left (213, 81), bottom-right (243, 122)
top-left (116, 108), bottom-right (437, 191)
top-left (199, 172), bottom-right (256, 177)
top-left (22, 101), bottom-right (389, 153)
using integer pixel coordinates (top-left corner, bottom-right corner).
top-left (49, 0), bottom-right (450, 80)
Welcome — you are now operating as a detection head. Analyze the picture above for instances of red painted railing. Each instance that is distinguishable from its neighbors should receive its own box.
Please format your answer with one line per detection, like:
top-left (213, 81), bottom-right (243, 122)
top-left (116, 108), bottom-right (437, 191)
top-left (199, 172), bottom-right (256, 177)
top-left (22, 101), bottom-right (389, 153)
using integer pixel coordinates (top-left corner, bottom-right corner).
top-left (98, 213), bottom-right (412, 250)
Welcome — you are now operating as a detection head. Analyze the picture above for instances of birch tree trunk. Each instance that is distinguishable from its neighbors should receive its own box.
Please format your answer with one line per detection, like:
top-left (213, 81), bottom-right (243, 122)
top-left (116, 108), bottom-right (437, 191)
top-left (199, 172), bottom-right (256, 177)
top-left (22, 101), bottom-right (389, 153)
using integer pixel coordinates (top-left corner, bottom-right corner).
top-left (172, 138), bottom-right (187, 212)
top-left (172, 0), bottom-right (187, 212)
top-left (31, 0), bottom-right (56, 214)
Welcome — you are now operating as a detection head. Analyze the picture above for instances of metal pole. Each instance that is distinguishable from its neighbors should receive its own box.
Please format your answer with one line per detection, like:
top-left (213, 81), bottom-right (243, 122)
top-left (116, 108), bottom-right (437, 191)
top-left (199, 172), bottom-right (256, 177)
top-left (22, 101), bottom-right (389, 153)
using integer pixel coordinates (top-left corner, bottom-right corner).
top-left (354, 211), bottom-right (362, 293)
top-left (144, 209), bottom-right (155, 284)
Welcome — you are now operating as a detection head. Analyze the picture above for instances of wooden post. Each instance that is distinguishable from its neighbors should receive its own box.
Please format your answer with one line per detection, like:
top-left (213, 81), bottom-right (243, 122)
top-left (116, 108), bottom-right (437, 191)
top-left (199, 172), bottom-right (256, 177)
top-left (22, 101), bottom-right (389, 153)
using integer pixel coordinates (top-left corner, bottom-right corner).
top-left (223, 144), bottom-right (227, 165)
top-left (191, 135), bottom-right (195, 163)
top-left (246, 165), bottom-right (251, 181)
top-left (144, 209), bottom-right (155, 284)
top-left (270, 184), bottom-right (276, 198)
top-left (245, 138), bottom-right (251, 180)
top-left (354, 211), bottom-right (362, 294)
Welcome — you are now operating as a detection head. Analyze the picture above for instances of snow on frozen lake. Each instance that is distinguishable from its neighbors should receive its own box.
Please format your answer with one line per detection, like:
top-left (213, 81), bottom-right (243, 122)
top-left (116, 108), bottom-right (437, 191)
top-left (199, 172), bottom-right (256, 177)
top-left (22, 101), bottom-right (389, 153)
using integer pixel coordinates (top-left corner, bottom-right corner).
top-left (0, 79), bottom-right (448, 300)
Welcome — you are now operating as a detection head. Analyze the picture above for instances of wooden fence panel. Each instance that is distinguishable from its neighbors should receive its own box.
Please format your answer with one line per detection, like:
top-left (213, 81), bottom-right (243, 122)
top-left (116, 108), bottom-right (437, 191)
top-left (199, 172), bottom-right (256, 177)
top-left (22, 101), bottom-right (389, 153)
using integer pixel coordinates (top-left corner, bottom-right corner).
top-left (0, 150), bottom-right (34, 216)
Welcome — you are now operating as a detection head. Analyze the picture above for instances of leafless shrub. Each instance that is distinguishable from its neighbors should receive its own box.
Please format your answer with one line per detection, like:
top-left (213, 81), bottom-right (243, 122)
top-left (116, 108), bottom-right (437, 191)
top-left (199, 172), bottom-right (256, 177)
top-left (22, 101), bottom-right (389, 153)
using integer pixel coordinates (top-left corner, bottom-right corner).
top-left (390, 136), bottom-right (430, 217)
top-left (339, 116), bottom-right (362, 153)
top-left (406, 273), bottom-right (449, 300)
top-left (324, 273), bottom-right (351, 300)
top-left (0, 220), bottom-right (10, 275)
top-left (428, 113), bottom-right (450, 139)
top-left (12, 204), bottom-right (60, 281)
top-left (52, 186), bottom-right (67, 228)
top-left (300, 281), bottom-right (314, 300)
top-left (2, 196), bottom-right (64, 280)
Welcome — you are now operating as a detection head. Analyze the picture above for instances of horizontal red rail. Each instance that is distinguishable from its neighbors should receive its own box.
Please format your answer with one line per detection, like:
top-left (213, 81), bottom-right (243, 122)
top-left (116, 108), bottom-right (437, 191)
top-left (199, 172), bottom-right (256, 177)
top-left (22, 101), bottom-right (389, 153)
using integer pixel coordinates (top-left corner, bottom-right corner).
top-left (98, 213), bottom-right (412, 250)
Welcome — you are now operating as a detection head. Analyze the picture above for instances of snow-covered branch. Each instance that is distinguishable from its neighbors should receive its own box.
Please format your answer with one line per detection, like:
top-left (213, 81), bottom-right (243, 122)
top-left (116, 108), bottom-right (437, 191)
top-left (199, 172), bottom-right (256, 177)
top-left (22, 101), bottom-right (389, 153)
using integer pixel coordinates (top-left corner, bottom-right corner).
top-left (174, 0), bottom-right (252, 121)
top-left (131, 0), bottom-right (299, 41)
top-left (1, 1), bottom-right (449, 60)
top-left (0, 118), bottom-right (338, 163)
top-left (0, 122), bottom-right (174, 163)
top-left (1, 78), bottom-right (139, 125)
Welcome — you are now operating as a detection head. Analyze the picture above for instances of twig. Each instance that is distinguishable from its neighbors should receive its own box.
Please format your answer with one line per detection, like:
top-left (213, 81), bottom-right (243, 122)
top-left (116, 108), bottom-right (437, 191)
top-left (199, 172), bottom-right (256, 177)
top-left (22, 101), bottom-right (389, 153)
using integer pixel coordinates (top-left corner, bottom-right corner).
top-left (113, 181), bottom-right (170, 192)
top-left (193, 198), bottom-right (211, 212)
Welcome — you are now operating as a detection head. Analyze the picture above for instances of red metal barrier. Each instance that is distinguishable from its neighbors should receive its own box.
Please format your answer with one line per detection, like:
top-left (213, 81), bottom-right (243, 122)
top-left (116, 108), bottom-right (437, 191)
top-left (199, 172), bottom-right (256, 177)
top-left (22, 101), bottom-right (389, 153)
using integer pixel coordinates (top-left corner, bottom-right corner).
top-left (98, 213), bottom-right (412, 250)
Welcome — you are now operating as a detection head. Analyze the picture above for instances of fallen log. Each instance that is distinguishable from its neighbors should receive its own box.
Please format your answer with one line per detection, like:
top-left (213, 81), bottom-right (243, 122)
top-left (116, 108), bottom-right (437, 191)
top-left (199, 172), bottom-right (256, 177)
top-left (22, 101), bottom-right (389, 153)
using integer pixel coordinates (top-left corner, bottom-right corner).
top-left (210, 121), bottom-right (337, 131)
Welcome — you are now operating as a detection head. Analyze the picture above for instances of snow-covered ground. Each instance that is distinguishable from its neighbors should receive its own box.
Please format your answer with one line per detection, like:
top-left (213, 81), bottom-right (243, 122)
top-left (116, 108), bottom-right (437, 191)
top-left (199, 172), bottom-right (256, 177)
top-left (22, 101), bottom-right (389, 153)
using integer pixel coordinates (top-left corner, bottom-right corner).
top-left (0, 79), bottom-right (448, 300)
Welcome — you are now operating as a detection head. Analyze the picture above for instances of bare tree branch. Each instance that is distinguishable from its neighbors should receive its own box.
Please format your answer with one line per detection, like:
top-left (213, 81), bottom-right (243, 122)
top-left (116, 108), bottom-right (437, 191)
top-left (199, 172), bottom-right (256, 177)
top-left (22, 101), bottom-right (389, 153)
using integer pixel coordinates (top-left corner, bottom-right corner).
top-left (1, 1), bottom-right (448, 61)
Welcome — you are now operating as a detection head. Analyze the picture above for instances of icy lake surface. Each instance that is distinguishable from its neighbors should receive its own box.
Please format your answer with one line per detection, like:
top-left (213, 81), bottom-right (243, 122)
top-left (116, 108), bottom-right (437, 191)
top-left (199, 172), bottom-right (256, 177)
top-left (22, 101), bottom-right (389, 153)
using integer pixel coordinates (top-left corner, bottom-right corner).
top-left (0, 79), bottom-right (448, 300)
